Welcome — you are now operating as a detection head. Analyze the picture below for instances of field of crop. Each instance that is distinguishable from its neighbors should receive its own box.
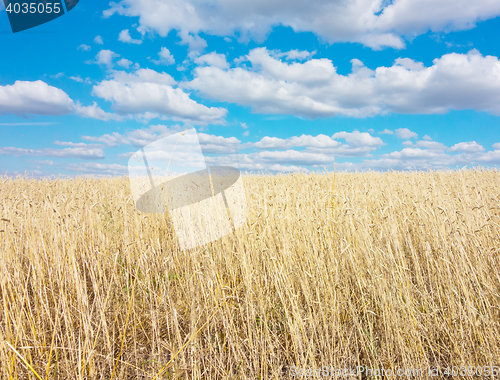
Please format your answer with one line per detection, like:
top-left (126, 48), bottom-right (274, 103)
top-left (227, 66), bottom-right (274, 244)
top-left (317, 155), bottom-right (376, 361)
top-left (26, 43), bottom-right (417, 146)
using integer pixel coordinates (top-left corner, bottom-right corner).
top-left (1, 169), bottom-right (500, 379)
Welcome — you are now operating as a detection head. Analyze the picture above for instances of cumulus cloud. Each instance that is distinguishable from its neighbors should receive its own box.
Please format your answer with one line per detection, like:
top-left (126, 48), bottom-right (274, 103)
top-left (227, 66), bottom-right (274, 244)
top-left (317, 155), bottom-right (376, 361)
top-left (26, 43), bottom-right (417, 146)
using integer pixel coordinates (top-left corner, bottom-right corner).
top-left (187, 48), bottom-right (500, 119)
top-left (54, 141), bottom-right (96, 147)
top-left (0, 81), bottom-right (74, 116)
top-left (91, 68), bottom-right (227, 124)
top-left (118, 29), bottom-right (143, 44)
top-left (380, 129), bottom-right (394, 135)
top-left (81, 124), bottom-right (240, 155)
top-left (0, 146), bottom-right (104, 160)
top-left (75, 102), bottom-right (124, 121)
top-left (284, 50), bottom-right (316, 61)
top-left (194, 52), bottom-right (228, 69)
top-left (94, 35), bottom-right (104, 45)
top-left (395, 128), bottom-right (418, 139)
top-left (0, 80), bottom-right (132, 122)
top-left (414, 140), bottom-right (447, 150)
top-left (103, 0), bottom-right (500, 50)
top-left (248, 131), bottom-right (384, 157)
top-left (449, 141), bottom-right (485, 152)
top-left (87, 50), bottom-right (120, 68)
top-left (65, 162), bottom-right (128, 176)
top-left (150, 47), bottom-right (175, 65)
top-left (117, 58), bottom-right (133, 68)
top-left (78, 44), bottom-right (91, 51)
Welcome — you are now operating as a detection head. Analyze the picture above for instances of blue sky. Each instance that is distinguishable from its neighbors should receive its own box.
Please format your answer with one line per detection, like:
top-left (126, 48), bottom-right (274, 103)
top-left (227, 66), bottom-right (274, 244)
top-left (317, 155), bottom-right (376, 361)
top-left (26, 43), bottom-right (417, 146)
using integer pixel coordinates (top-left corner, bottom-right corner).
top-left (1, 0), bottom-right (500, 177)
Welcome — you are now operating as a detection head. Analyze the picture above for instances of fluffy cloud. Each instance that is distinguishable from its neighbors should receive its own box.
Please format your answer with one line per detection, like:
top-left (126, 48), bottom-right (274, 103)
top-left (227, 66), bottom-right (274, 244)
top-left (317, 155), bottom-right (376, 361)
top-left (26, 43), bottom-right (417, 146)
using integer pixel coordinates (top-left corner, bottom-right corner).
top-left (194, 52), bottom-right (228, 69)
top-left (380, 129), bottom-right (394, 135)
top-left (395, 128), bottom-right (418, 139)
top-left (65, 163), bottom-right (128, 176)
top-left (92, 68), bottom-right (227, 124)
top-left (187, 48), bottom-right (500, 119)
top-left (150, 47), bottom-right (175, 65)
top-left (82, 124), bottom-right (183, 147)
top-left (449, 141), bottom-right (485, 152)
top-left (75, 102), bottom-right (124, 121)
top-left (0, 79), bottom-right (128, 121)
top-left (82, 124), bottom-right (239, 155)
top-left (197, 133), bottom-right (240, 153)
top-left (78, 44), bottom-right (91, 51)
top-left (0, 81), bottom-right (74, 116)
top-left (103, 0), bottom-right (500, 49)
top-left (87, 50), bottom-right (120, 67)
top-left (117, 58), bottom-right (133, 68)
top-left (250, 132), bottom-right (383, 155)
top-left (0, 146), bottom-right (104, 159)
top-left (118, 29), bottom-right (143, 44)
top-left (284, 50), bottom-right (316, 61)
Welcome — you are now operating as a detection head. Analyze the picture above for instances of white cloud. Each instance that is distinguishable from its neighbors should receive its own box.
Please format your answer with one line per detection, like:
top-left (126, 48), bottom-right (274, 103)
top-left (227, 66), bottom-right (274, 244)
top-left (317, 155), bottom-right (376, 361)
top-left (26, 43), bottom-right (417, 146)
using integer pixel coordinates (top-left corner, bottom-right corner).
top-left (78, 44), bottom-right (91, 51)
top-left (0, 146), bottom-right (104, 160)
top-left (70, 76), bottom-right (92, 84)
top-left (380, 129), bottom-right (394, 135)
top-left (493, 143), bottom-right (500, 150)
top-left (252, 134), bottom-right (341, 150)
top-left (449, 141), bottom-right (485, 153)
top-left (415, 140), bottom-right (447, 150)
top-left (94, 35), bottom-right (104, 45)
top-left (75, 102), bottom-right (124, 121)
top-left (117, 58), bottom-right (133, 68)
top-left (0, 81), bottom-right (74, 116)
top-left (178, 30), bottom-right (207, 52)
top-left (423, 135), bottom-right (432, 140)
top-left (91, 68), bottom-right (227, 124)
top-left (118, 29), bottom-right (143, 44)
top-left (0, 80), bottom-right (127, 122)
top-left (187, 49), bottom-right (500, 119)
top-left (150, 47), bottom-right (175, 65)
top-left (264, 164), bottom-right (309, 173)
top-left (65, 163), bottom-right (128, 176)
top-left (30, 160), bottom-right (55, 166)
top-left (194, 52), bottom-right (228, 69)
top-left (82, 125), bottom-right (239, 155)
top-left (88, 50), bottom-right (120, 68)
top-left (249, 131), bottom-right (384, 157)
top-left (198, 133), bottom-right (240, 153)
top-left (82, 124), bottom-right (182, 147)
top-left (332, 131), bottom-right (384, 147)
top-left (284, 50), bottom-right (316, 61)
top-left (395, 128), bottom-right (418, 139)
top-left (243, 131), bottom-right (249, 137)
top-left (103, 0), bottom-right (500, 50)
top-left (334, 138), bottom-right (500, 171)
top-left (54, 141), bottom-right (96, 147)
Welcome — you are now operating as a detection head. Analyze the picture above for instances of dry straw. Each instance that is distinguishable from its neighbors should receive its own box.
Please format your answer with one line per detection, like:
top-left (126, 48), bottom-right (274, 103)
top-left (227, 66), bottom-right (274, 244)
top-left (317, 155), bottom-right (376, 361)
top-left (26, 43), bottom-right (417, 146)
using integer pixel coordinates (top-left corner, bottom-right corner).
top-left (1, 168), bottom-right (500, 379)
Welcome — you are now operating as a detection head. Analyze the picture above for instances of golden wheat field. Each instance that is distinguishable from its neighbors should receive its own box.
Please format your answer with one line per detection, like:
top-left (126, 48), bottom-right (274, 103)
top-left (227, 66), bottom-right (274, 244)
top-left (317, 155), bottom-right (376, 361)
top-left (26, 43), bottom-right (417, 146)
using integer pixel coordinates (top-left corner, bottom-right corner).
top-left (1, 169), bottom-right (500, 379)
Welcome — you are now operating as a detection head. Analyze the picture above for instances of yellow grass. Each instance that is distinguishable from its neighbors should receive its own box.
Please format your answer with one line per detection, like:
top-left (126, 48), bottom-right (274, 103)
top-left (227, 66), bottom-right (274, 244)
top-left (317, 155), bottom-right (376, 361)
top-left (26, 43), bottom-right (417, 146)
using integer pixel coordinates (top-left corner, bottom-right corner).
top-left (1, 169), bottom-right (500, 379)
